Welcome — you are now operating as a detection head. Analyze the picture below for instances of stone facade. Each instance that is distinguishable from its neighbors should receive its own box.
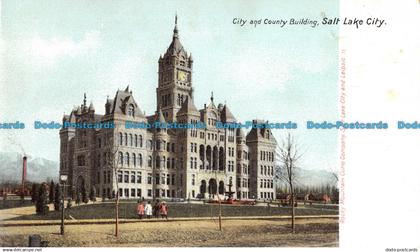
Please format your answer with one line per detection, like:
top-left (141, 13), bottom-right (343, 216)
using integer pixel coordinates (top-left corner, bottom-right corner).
top-left (59, 17), bottom-right (277, 200)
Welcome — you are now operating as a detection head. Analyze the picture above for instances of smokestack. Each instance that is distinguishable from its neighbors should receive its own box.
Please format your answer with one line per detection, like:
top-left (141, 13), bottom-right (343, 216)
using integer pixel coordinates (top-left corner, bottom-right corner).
top-left (21, 156), bottom-right (27, 198)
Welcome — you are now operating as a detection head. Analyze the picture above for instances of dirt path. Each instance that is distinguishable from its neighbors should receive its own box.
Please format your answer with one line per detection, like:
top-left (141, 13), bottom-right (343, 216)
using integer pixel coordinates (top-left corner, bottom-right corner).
top-left (0, 218), bottom-right (339, 247)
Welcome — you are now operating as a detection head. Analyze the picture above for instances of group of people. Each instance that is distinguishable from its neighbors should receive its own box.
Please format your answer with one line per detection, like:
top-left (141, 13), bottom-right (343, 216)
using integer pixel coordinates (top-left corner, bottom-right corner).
top-left (136, 200), bottom-right (168, 220)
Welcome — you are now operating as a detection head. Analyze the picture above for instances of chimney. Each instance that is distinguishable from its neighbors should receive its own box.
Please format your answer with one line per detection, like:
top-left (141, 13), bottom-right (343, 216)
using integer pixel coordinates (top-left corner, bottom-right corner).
top-left (21, 156), bottom-right (27, 198)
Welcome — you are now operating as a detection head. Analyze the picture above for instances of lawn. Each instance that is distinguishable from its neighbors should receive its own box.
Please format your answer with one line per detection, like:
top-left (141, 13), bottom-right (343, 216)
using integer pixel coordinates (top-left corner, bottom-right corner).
top-left (8, 201), bottom-right (339, 221)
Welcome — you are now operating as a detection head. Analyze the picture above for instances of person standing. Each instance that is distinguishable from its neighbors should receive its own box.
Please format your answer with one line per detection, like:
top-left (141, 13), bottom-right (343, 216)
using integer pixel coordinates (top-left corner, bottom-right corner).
top-left (137, 201), bottom-right (145, 219)
top-left (160, 202), bottom-right (168, 220)
top-left (153, 200), bottom-right (160, 218)
top-left (145, 201), bottom-right (152, 219)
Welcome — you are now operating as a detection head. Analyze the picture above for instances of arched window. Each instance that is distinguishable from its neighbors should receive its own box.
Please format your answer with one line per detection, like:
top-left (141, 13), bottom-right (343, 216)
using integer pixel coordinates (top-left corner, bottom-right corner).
top-left (124, 133), bottom-right (128, 146)
top-left (129, 134), bottom-right (133, 146)
top-left (125, 152), bottom-right (130, 166)
top-left (128, 104), bottom-right (135, 117)
top-left (134, 135), bottom-right (138, 147)
top-left (119, 133), bottom-right (123, 145)
top-left (139, 135), bottom-right (143, 147)
top-left (138, 154), bottom-right (143, 167)
top-left (118, 152), bottom-right (123, 165)
top-left (132, 153), bottom-right (136, 166)
top-left (148, 156), bottom-right (152, 167)
top-left (156, 156), bottom-right (160, 168)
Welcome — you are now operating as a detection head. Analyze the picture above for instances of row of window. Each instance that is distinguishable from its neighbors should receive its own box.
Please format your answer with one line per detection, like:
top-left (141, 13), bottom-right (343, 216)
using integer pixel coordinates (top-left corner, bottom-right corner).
top-left (237, 150), bottom-right (249, 160)
top-left (117, 152), bottom-right (179, 170)
top-left (227, 161), bottom-right (235, 172)
top-left (261, 192), bottom-right (274, 200)
top-left (227, 147), bottom-right (235, 157)
top-left (119, 133), bottom-right (144, 148)
top-left (236, 177), bottom-right (250, 188)
top-left (260, 179), bottom-right (274, 189)
top-left (237, 164), bottom-right (249, 175)
top-left (113, 188), bottom-right (178, 199)
top-left (116, 171), bottom-right (178, 186)
top-left (260, 150), bottom-right (275, 162)
top-left (261, 165), bottom-right (274, 176)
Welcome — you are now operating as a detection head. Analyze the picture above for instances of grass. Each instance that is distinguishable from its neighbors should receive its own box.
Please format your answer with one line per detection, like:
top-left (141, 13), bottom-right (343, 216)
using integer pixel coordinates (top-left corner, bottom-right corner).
top-left (8, 202), bottom-right (339, 221)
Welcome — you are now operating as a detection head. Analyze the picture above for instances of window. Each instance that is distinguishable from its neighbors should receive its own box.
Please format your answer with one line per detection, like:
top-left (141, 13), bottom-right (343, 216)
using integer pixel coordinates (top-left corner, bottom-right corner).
top-left (192, 174), bottom-right (195, 186)
top-left (156, 156), bottom-right (161, 168)
top-left (124, 171), bottom-right (129, 183)
top-left (131, 173), bottom-right (135, 183)
top-left (130, 134), bottom-right (133, 146)
top-left (131, 189), bottom-right (135, 197)
top-left (118, 171), bottom-right (123, 183)
top-left (128, 104), bottom-right (135, 117)
top-left (171, 174), bottom-right (175, 185)
top-left (132, 153), bottom-right (136, 166)
top-left (148, 156), bottom-right (152, 167)
top-left (137, 189), bottom-right (142, 197)
top-left (125, 152), bottom-right (130, 166)
top-left (137, 172), bottom-right (142, 183)
top-left (155, 173), bottom-right (160, 185)
top-left (124, 133), bottom-right (128, 146)
top-left (118, 152), bottom-right (123, 165)
top-left (139, 135), bottom-right (143, 147)
top-left (119, 133), bottom-right (123, 145)
top-left (147, 173), bottom-right (152, 184)
top-left (138, 154), bottom-right (143, 167)
top-left (166, 174), bottom-right (170, 185)
top-left (147, 189), bottom-right (152, 197)
top-left (135, 135), bottom-right (138, 147)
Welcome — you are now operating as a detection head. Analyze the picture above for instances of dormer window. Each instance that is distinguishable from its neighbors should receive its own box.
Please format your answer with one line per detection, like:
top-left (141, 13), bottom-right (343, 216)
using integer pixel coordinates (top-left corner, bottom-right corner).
top-left (128, 104), bottom-right (135, 117)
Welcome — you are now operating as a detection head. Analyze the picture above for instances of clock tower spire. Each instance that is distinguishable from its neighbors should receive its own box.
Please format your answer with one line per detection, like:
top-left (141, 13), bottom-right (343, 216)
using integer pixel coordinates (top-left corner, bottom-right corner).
top-left (157, 16), bottom-right (194, 122)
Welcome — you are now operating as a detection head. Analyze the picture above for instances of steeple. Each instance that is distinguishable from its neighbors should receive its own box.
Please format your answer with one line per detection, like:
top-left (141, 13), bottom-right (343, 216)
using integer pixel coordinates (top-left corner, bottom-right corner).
top-left (157, 15), bottom-right (193, 123)
top-left (173, 14), bottom-right (178, 39)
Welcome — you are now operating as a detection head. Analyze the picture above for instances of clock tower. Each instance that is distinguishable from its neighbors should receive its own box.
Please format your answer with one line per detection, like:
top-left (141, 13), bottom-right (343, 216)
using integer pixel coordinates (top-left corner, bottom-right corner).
top-left (157, 15), bottom-right (193, 122)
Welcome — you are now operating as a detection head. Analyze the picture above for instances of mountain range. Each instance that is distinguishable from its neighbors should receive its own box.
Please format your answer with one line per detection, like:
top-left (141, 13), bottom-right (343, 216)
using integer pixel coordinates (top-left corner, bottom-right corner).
top-left (0, 152), bottom-right (58, 183)
top-left (0, 151), bottom-right (337, 187)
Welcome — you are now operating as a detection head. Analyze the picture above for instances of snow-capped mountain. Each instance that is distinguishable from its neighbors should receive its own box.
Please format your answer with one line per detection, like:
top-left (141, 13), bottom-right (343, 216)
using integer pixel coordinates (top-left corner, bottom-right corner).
top-left (0, 152), bottom-right (58, 183)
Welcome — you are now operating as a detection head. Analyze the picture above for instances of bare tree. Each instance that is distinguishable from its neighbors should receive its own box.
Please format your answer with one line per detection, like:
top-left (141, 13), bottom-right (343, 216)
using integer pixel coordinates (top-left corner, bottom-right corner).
top-left (103, 130), bottom-right (121, 238)
top-left (275, 133), bottom-right (302, 233)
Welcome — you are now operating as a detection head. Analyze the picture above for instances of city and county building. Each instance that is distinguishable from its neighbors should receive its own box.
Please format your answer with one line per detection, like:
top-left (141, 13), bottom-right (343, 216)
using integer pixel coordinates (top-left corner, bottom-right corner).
top-left (59, 17), bottom-right (277, 201)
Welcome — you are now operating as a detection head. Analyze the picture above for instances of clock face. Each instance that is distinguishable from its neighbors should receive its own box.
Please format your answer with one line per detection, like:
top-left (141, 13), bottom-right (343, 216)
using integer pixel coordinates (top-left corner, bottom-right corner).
top-left (178, 70), bottom-right (188, 82)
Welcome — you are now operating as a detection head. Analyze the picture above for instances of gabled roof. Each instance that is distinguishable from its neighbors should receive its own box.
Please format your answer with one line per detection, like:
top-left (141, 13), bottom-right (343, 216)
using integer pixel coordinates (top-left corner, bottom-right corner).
top-left (221, 104), bottom-right (236, 122)
top-left (177, 96), bottom-right (199, 116)
top-left (110, 86), bottom-right (144, 117)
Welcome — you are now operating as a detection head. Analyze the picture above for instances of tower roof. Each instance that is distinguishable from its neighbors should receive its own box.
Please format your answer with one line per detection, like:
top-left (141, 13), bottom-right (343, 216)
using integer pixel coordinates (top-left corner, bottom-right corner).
top-left (221, 104), bottom-right (236, 121)
top-left (178, 96), bottom-right (199, 116)
top-left (156, 106), bottom-right (166, 123)
top-left (165, 15), bottom-right (187, 56)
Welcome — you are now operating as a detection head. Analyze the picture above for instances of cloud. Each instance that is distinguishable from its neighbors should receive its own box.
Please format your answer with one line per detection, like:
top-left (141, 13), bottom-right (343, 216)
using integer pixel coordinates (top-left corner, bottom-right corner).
top-left (20, 31), bottom-right (102, 67)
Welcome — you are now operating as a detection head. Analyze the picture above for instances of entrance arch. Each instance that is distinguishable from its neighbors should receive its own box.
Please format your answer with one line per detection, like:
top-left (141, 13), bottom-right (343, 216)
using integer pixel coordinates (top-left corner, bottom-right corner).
top-left (208, 178), bottom-right (217, 195)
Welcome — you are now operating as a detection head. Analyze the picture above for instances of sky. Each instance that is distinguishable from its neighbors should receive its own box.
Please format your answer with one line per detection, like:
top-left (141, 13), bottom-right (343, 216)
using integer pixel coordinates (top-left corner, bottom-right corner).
top-left (0, 0), bottom-right (339, 173)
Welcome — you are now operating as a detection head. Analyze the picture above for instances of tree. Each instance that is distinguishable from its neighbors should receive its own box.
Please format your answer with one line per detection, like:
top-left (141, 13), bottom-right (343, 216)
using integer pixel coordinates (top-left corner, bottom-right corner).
top-left (31, 183), bottom-right (39, 203)
top-left (276, 133), bottom-right (302, 233)
top-left (103, 130), bottom-right (122, 238)
top-left (36, 182), bottom-right (49, 215)
top-left (54, 183), bottom-right (62, 211)
top-left (89, 186), bottom-right (96, 202)
top-left (49, 180), bottom-right (55, 203)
